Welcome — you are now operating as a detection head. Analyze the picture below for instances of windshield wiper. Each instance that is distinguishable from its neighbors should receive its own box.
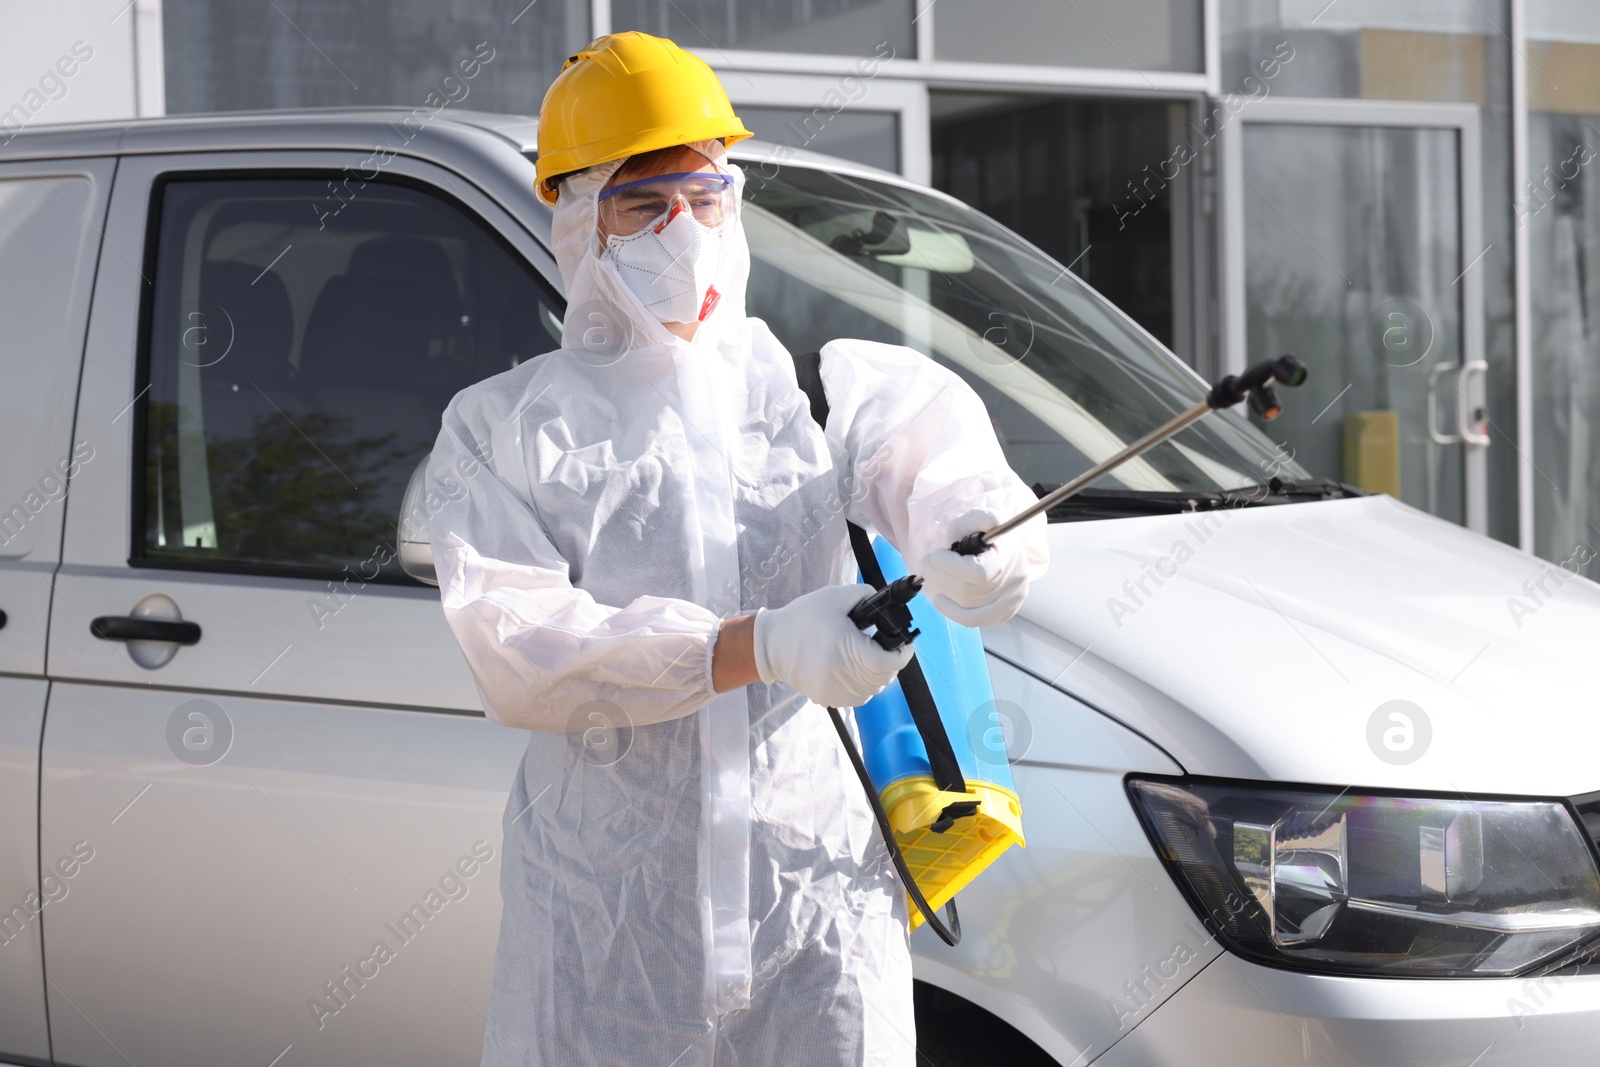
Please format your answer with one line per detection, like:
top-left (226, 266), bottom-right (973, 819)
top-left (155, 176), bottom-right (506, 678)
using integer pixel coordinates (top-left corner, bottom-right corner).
top-left (1260, 477), bottom-right (1367, 501)
top-left (1030, 478), bottom-right (1365, 522)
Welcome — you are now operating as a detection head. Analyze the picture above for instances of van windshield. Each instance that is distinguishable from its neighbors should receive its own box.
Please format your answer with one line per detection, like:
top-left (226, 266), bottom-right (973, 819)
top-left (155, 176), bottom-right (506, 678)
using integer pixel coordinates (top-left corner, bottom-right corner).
top-left (738, 164), bottom-right (1308, 495)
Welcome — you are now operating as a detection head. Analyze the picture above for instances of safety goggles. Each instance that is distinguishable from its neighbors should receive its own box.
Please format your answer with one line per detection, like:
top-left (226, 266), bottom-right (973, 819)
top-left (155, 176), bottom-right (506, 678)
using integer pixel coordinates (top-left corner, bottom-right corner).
top-left (597, 172), bottom-right (736, 236)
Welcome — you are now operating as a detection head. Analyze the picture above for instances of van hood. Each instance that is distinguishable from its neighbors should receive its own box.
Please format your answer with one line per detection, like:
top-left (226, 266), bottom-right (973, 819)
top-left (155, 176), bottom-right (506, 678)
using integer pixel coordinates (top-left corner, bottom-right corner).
top-left (989, 494), bottom-right (1600, 797)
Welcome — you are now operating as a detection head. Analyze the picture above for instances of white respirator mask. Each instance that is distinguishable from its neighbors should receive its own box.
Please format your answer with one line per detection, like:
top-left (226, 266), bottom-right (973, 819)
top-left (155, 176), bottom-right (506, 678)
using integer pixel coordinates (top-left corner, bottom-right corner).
top-left (600, 170), bottom-right (735, 325)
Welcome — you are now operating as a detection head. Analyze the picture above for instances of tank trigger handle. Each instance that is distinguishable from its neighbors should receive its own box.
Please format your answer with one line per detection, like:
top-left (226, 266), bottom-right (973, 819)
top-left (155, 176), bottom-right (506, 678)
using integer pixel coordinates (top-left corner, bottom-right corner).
top-left (848, 575), bottom-right (923, 651)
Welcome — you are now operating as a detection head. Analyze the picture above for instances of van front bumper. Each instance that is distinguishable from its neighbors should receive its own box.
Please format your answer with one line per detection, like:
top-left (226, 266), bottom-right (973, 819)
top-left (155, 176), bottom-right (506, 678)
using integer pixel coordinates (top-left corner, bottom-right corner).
top-left (1094, 953), bottom-right (1600, 1066)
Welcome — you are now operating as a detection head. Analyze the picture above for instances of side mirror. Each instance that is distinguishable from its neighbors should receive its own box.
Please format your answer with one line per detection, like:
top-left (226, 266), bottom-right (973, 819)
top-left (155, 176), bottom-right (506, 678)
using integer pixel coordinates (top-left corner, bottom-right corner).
top-left (397, 457), bottom-right (439, 586)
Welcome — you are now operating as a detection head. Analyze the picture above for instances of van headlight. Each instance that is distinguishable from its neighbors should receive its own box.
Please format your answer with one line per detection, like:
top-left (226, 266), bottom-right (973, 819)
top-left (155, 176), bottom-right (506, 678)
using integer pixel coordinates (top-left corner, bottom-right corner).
top-left (1127, 776), bottom-right (1600, 976)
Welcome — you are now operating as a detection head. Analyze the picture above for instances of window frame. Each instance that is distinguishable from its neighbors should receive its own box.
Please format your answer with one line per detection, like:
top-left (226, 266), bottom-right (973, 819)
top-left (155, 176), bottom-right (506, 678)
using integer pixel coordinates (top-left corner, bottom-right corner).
top-left (129, 167), bottom-right (565, 585)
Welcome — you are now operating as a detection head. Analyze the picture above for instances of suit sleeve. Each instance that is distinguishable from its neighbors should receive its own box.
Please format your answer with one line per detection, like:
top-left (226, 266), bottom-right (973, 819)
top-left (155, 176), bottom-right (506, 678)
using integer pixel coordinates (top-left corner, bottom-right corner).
top-left (425, 394), bottom-right (720, 732)
top-left (817, 338), bottom-right (1049, 579)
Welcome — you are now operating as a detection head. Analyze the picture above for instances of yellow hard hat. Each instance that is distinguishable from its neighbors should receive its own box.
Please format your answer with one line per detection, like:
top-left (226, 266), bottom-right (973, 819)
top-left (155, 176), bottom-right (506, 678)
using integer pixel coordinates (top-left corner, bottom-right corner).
top-left (534, 32), bottom-right (753, 205)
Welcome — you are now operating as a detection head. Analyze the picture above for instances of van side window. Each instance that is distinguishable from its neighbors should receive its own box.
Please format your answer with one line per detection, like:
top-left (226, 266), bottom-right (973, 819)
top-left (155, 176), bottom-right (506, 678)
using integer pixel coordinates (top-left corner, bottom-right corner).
top-left (138, 176), bottom-right (562, 579)
top-left (0, 176), bottom-right (96, 558)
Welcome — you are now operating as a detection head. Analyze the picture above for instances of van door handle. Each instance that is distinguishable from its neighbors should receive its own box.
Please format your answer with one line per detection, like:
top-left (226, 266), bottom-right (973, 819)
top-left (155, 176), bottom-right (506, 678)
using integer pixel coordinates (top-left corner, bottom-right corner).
top-left (91, 616), bottom-right (202, 645)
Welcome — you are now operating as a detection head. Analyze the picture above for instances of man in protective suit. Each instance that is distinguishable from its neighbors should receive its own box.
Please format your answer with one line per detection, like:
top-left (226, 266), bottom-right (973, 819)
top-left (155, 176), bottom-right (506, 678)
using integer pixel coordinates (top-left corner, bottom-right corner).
top-left (426, 31), bottom-right (1049, 1067)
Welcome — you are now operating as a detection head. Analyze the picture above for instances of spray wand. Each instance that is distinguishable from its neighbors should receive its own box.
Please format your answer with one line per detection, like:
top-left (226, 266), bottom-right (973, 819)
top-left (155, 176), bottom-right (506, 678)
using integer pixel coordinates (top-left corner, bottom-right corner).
top-left (850, 355), bottom-right (1309, 649)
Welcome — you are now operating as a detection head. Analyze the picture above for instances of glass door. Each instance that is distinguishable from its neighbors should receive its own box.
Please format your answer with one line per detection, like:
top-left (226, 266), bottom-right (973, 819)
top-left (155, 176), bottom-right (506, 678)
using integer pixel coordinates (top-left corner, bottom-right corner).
top-left (1221, 99), bottom-right (1488, 531)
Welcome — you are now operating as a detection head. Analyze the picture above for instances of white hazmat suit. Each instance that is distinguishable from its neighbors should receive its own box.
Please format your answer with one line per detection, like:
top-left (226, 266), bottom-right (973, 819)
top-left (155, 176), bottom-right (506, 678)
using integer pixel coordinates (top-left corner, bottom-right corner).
top-left (426, 142), bottom-right (1047, 1067)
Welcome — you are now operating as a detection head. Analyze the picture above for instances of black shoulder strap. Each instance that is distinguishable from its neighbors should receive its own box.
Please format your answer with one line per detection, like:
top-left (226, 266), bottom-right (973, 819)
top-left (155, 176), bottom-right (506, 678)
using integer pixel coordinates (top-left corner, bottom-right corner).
top-left (795, 348), bottom-right (970, 947)
top-left (792, 348), bottom-right (831, 428)
top-left (792, 351), bottom-right (971, 805)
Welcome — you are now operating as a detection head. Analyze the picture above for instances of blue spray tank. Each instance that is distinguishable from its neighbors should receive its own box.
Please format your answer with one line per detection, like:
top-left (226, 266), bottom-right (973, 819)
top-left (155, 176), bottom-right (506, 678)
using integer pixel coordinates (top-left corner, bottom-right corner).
top-left (847, 535), bottom-right (1025, 934)
top-left (788, 347), bottom-right (1028, 943)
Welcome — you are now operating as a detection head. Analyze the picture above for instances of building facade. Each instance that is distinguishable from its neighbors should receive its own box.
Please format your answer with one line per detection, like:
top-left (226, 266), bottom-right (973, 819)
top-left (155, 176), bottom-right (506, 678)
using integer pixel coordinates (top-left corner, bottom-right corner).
top-left (5, 0), bottom-right (1599, 572)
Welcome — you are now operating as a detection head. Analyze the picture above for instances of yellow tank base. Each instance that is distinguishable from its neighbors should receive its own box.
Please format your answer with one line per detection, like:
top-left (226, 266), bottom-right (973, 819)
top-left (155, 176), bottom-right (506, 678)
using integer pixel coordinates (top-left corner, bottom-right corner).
top-left (877, 776), bottom-right (1026, 930)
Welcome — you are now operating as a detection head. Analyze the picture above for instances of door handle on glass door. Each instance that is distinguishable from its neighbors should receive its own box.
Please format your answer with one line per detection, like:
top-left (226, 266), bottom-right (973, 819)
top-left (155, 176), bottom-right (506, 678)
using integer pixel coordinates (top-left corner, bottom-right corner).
top-left (1458, 360), bottom-right (1490, 447)
top-left (1426, 363), bottom-right (1463, 447)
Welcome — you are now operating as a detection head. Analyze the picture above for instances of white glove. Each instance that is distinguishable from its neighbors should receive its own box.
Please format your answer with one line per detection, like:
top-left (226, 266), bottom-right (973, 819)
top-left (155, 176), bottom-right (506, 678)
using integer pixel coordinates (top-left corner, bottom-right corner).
top-left (753, 584), bottom-right (914, 708)
top-left (920, 509), bottom-right (1032, 627)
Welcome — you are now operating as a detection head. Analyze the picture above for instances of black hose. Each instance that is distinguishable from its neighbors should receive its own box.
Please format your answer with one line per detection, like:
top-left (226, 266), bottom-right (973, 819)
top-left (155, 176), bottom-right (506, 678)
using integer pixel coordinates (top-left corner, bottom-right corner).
top-left (828, 706), bottom-right (961, 946)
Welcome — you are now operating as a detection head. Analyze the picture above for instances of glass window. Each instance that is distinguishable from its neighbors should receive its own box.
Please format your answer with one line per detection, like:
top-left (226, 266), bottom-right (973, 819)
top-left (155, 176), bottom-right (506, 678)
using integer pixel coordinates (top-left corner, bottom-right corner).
top-left (609, 0), bottom-right (914, 58)
top-left (740, 105), bottom-right (900, 173)
top-left (1220, 0), bottom-right (1494, 100)
top-left (934, 0), bottom-right (1202, 72)
top-left (1221, 0), bottom-right (1519, 544)
top-left (737, 164), bottom-right (1303, 495)
top-left (0, 176), bottom-right (95, 559)
top-left (160, 0), bottom-right (589, 113)
top-left (1526, 0), bottom-right (1600, 575)
top-left (932, 94), bottom-right (1183, 351)
top-left (138, 176), bottom-right (563, 579)
top-left (1240, 123), bottom-right (1464, 523)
